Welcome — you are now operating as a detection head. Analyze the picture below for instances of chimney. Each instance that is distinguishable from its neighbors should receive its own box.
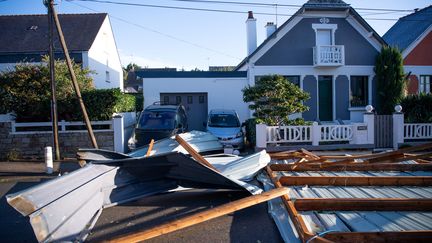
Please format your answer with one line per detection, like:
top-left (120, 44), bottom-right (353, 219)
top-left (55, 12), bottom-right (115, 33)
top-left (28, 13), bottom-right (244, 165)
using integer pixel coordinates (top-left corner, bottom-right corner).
top-left (246, 11), bottom-right (257, 55)
top-left (265, 22), bottom-right (277, 38)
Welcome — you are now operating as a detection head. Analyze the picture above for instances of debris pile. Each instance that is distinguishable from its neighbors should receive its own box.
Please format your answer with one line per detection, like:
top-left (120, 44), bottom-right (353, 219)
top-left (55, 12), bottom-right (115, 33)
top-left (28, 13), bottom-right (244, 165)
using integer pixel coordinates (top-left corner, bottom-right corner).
top-left (262, 143), bottom-right (432, 243)
top-left (6, 135), bottom-right (432, 242)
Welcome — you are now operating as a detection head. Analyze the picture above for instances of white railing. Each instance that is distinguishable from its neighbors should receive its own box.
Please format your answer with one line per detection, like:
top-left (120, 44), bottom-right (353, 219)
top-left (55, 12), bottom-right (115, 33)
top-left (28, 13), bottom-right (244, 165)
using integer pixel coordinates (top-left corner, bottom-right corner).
top-left (267, 126), bottom-right (312, 143)
top-left (265, 123), bottom-right (354, 145)
top-left (313, 45), bottom-right (345, 66)
top-left (404, 123), bottom-right (432, 140)
top-left (320, 125), bottom-right (353, 141)
top-left (11, 120), bottom-right (113, 134)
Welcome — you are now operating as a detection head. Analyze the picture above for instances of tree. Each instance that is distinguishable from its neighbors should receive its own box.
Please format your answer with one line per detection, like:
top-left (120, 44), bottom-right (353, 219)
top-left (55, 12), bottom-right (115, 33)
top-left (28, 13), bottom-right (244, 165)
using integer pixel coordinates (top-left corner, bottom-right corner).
top-left (0, 56), bottom-right (94, 121)
top-left (242, 75), bottom-right (310, 125)
top-left (374, 46), bottom-right (406, 114)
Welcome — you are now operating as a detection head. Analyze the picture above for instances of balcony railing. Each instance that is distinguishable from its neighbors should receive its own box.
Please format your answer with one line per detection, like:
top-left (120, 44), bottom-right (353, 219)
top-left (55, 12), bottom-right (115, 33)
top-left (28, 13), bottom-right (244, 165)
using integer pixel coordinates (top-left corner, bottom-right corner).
top-left (313, 45), bottom-right (345, 67)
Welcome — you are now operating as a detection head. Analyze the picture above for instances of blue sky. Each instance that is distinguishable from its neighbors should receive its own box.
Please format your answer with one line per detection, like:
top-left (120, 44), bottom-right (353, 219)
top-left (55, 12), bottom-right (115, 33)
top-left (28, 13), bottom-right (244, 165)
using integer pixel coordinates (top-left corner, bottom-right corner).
top-left (1, 0), bottom-right (430, 70)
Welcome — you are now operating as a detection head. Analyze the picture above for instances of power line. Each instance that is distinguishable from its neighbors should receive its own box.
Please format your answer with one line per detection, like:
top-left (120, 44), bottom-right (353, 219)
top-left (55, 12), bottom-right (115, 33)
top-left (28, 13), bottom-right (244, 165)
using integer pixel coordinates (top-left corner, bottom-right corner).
top-left (68, 0), bottom-right (293, 17)
top-left (67, 0), bottom-right (243, 60)
top-left (68, 0), bottom-right (426, 21)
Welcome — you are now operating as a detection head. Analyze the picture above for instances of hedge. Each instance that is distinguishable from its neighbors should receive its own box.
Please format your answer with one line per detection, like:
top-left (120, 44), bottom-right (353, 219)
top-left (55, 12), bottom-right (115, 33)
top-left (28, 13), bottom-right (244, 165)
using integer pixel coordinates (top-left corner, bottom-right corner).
top-left (400, 93), bottom-right (432, 123)
top-left (5, 88), bottom-right (138, 122)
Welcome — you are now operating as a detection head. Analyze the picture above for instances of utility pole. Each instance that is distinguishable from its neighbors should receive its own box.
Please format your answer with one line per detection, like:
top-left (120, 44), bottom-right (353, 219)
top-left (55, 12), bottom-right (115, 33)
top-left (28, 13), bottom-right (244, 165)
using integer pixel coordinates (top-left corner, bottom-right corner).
top-left (45, 0), bottom-right (60, 160)
top-left (48, 1), bottom-right (99, 149)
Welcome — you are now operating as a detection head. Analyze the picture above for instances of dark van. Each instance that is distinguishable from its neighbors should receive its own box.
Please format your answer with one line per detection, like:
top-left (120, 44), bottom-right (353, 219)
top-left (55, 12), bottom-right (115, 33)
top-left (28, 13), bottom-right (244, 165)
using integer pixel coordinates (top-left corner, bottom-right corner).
top-left (134, 103), bottom-right (188, 148)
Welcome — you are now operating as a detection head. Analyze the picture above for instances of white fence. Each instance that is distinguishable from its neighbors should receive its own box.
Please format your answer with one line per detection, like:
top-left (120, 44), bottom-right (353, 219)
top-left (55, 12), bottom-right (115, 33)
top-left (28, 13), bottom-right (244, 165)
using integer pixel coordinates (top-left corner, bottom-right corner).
top-left (11, 120), bottom-right (112, 134)
top-left (258, 106), bottom-right (432, 150)
top-left (257, 110), bottom-right (375, 149)
top-left (8, 112), bottom-right (136, 153)
top-left (404, 123), bottom-right (432, 140)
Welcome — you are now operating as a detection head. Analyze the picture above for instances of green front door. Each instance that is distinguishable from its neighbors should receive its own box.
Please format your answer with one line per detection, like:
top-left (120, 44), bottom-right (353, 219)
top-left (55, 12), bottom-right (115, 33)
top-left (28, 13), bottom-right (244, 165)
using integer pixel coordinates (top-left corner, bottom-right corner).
top-left (319, 76), bottom-right (333, 121)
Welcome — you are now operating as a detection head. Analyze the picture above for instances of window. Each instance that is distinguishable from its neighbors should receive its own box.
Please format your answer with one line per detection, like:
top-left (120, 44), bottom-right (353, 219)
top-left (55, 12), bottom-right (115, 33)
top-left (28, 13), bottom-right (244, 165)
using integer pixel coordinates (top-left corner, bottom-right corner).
top-left (105, 71), bottom-right (110, 83)
top-left (187, 96), bottom-right (193, 104)
top-left (420, 75), bottom-right (431, 94)
top-left (163, 96), bottom-right (169, 105)
top-left (176, 96), bottom-right (182, 105)
top-left (350, 76), bottom-right (368, 107)
top-left (312, 23), bottom-right (337, 46)
top-left (199, 95), bottom-right (205, 104)
top-left (284, 76), bottom-right (300, 86)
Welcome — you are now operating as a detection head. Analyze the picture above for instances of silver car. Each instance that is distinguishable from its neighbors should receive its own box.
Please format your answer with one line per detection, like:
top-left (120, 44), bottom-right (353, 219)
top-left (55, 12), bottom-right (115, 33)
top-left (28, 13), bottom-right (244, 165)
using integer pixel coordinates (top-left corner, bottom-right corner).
top-left (205, 109), bottom-right (244, 150)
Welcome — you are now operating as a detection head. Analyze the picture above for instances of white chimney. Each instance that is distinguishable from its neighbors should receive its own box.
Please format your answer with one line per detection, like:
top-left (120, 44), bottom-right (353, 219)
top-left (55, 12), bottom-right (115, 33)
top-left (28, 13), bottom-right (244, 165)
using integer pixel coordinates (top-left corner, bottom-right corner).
top-left (265, 22), bottom-right (277, 38)
top-left (246, 11), bottom-right (257, 55)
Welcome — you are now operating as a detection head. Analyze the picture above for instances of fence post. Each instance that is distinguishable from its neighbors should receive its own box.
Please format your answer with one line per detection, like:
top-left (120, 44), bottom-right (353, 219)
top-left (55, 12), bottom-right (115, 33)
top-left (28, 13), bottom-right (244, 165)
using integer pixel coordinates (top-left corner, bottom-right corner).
top-left (61, 120), bottom-right (66, 132)
top-left (113, 114), bottom-right (124, 153)
top-left (393, 105), bottom-right (404, 150)
top-left (363, 105), bottom-right (375, 145)
top-left (312, 122), bottom-right (320, 146)
top-left (255, 124), bottom-right (267, 149)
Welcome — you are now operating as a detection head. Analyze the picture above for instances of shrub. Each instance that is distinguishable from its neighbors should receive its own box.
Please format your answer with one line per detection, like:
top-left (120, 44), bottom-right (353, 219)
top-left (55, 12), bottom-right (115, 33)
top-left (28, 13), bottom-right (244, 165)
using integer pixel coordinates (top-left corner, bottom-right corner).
top-left (58, 88), bottom-right (137, 121)
top-left (242, 75), bottom-right (310, 126)
top-left (374, 46), bottom-right (406, 114)
top-left (400, 93), bottom-right (432, 123)
top-left (244, 118), bottom-right (257, 146)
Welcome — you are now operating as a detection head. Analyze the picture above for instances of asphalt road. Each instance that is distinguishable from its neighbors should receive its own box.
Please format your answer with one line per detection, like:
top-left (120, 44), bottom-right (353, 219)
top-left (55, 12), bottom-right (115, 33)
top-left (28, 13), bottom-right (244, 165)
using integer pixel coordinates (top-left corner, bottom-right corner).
top-left (0, 177), bottom-right (282, 243)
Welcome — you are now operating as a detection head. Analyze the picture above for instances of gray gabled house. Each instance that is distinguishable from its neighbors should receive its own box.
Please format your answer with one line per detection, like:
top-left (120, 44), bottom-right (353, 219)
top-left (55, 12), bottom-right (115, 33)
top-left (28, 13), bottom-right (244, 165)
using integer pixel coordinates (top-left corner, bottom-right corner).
top-left (141, 0), bottom-right (386, 127)
top-left (237, 0), bottom-right (386, 122)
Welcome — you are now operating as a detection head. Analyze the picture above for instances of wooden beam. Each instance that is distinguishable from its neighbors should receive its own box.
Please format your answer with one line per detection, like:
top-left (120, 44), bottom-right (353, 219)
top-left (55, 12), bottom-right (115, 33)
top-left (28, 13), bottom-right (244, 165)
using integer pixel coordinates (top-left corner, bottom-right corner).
top-left (323, 231), bottom-right (432, 243)
top-left (175, 134), bottom-right (219, 171)
top-left (145, 139), bottom-right (154, 157)
top-left (394, 152), bottom-right (432, 162)
top-left (293, 198), bottom-right (432, 211)
top-left (265, 167), bottom-right (317, 242)
top-left (270, 163), bottom-right (432, 172)
top-left (279, 176), bottom-right (432, 186)
top-left (109, 187), bottom-right (290, 243)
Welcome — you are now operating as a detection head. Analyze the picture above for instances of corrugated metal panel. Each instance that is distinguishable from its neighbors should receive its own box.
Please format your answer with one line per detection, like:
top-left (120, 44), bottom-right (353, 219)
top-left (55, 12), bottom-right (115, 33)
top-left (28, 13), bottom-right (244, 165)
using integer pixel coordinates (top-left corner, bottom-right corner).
top-left (315, 213), bottom-right (350, 232)
top-left (300, 212), bottom-right (325, 234)
top-left (336, 212), bottom-right (380, 232)
top-left (403, 212), bottom-right (432, 229)
top-left (359, 212), bottom-right (405, 231)
top-left (379, 212), bottom-right (431, 230)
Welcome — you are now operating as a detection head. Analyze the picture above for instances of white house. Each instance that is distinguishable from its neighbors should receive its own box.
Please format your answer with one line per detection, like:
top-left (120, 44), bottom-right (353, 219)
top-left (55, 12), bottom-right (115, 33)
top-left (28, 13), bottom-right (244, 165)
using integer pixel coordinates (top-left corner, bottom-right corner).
top-left (0, 13), bottom-right (123, 90)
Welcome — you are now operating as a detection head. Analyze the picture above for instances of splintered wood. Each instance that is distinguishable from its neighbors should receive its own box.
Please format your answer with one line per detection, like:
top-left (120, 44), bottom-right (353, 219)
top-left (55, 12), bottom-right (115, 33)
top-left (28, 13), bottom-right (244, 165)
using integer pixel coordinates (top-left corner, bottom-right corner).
top-left (268, 143), bottom-right (432, 172)
top-left (109, 187), bottom-right (289, 243)
top-left (267, 143), bottom-right (432, 243)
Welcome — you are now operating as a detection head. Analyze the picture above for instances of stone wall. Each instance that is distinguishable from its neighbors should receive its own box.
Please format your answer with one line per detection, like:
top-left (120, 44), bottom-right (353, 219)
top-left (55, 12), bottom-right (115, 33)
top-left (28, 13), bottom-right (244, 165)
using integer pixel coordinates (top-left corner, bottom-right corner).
top-left (0, 122), bottom-right (114, 159)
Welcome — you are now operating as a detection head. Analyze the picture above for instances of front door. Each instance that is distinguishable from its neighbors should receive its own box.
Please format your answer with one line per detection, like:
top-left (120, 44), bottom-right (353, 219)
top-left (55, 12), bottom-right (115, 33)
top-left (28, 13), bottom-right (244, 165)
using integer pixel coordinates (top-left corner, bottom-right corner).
top-left (319, 76), bottom-right (333, 121)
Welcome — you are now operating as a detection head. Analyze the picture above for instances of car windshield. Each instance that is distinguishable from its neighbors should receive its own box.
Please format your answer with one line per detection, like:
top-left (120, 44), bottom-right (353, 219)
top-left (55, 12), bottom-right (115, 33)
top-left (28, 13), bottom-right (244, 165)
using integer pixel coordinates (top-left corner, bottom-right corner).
top-left (138, 111), bottom-right (176, 129)
top-left (208, 113), bottom-right (239, 128)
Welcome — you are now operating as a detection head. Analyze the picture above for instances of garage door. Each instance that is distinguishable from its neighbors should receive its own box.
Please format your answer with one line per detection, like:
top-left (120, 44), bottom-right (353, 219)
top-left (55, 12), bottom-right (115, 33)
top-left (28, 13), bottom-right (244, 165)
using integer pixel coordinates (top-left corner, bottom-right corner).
top-left (160, 93), bottom-right (208, 131)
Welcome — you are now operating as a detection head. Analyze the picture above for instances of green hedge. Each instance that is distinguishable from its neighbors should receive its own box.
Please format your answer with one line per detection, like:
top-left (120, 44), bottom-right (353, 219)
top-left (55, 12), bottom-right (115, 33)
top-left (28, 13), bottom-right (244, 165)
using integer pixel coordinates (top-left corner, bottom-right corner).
top-left (7, 88), bottom-right (137, 122)
top-left (58, 88), bottom-right (137, 121)
top-left (400, 93), bottom-right (432, 123)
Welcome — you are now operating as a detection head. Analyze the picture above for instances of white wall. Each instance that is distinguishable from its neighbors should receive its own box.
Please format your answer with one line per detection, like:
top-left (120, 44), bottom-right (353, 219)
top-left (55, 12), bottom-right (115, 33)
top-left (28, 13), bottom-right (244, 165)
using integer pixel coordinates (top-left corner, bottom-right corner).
top-left (143, 77), bottom-right (250, 123)
top-left (87, 16), bottom-right (123, 91)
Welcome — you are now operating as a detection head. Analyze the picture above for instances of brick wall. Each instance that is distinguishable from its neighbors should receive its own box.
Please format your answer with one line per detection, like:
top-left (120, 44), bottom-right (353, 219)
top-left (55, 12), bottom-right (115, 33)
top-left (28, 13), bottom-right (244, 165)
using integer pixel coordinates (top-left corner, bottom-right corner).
top-left (0, 122), bottom-right (114, 159)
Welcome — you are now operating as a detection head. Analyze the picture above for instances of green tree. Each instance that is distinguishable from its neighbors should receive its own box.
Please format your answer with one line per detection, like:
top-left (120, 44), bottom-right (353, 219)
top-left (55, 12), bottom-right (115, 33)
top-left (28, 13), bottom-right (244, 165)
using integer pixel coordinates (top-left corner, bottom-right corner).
top-left (0, 56), bottom-right (94, 121)
top-left (242, 75), bottom-right (310, 125)
top-left (374, 46), bottom-right (406, 114)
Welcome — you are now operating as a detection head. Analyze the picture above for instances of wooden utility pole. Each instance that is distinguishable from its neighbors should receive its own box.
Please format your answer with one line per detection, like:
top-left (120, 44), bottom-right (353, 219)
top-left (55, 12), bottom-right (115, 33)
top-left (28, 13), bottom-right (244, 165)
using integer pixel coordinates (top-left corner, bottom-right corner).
top-left (48, 2), bottom-right (98, 149)
top-left (45, 0), bottom-right (60, 160)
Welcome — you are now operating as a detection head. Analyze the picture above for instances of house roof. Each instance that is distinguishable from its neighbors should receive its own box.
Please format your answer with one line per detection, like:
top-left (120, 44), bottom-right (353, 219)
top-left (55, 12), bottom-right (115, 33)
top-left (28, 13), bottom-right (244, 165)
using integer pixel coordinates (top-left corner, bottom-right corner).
top-left (0, 13), bottom-right (107, 54)
top-left (383, 5), bottom-right (432, 52)
top-left (235, 0), bottom-right (386, 70)
top-left (136, 70), bottom-right (247, 78)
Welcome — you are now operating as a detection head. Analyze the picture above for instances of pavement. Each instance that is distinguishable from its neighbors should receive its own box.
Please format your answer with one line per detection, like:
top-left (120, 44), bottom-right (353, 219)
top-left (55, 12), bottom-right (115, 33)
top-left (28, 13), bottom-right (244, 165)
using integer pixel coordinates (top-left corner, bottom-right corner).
top-left (0, 161), bottom-right (282, 243)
